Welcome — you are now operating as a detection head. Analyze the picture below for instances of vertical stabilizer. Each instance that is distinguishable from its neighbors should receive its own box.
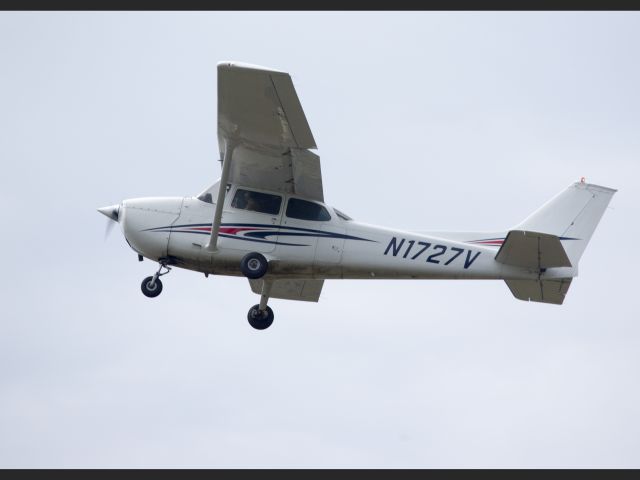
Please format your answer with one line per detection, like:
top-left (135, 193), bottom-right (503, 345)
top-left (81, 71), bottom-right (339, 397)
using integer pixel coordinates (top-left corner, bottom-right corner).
top-left (514, 182), bottom-right (616, 267)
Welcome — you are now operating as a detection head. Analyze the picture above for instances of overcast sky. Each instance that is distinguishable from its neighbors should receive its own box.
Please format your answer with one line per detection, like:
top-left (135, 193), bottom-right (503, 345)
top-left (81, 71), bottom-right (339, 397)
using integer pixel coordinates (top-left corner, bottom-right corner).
top-left (0, 11), bottom-right (639, 468)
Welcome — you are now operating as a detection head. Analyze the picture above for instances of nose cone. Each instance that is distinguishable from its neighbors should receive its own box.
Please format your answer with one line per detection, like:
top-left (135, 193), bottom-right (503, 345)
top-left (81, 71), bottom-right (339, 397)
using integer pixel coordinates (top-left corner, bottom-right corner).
top-left (98, 204), bottom-right (120, 222)
top-left (119, 197), bottom-right (183, 262)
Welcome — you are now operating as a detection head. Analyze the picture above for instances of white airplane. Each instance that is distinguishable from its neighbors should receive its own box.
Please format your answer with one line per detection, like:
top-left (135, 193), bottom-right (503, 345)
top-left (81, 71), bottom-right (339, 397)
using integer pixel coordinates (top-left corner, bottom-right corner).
top-left (99, 61), bottom-right (616, 330)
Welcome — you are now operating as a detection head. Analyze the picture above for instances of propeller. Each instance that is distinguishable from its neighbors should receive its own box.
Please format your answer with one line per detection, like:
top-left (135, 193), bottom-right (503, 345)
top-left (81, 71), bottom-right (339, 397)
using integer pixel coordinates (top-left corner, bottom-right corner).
top-left (98, 204), bottom-right (120, 240)
top-left (104, 217), bottom-right (116, 239)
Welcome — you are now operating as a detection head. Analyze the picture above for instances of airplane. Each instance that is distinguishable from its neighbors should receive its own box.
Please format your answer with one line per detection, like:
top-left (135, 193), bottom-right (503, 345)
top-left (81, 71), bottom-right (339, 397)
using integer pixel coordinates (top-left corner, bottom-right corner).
top-left (98, 61), bottom-right (617, 330)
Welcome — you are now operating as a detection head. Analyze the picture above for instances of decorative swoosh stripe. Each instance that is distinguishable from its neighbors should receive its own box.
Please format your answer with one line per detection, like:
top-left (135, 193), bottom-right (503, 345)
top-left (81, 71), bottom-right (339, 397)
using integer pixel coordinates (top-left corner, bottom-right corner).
top-left (143, 222), bottom-right (375, 247)
top-left (467, 237), bottom-right (506, 247)
top-left (467, 236), bottom-right (580, 247)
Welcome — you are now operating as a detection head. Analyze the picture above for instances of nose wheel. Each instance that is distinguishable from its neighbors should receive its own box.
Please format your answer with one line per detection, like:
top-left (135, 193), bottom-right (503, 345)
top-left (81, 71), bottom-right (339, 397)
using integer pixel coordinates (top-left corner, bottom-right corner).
top-left (141, 276), bottom-right (163, 297)
top-left (141, 263), bottom-right (171, 298)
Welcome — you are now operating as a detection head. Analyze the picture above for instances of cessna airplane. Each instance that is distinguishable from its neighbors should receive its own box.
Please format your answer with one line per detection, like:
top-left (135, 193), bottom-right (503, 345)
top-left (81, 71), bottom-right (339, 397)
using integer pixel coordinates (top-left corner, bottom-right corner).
top-left (99, 61), bottom-right (616, 330)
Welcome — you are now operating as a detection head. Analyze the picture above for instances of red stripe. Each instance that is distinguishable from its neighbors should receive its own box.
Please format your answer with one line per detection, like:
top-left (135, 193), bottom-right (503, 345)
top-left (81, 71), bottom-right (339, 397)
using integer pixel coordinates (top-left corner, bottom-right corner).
top-left (470, 240), bottom-right (504, 245)
top-left (173, 226), bottom-right (271, 235)
top-left (219, 227), bottom-right (266, 235)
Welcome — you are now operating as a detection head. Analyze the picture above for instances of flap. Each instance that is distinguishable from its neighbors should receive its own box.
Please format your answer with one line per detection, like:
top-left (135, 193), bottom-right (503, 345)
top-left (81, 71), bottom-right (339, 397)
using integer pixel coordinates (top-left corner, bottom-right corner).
top-left (224, 143), bottom-right (324, 202)
top-left (249, 278), bottom-right (324, 302)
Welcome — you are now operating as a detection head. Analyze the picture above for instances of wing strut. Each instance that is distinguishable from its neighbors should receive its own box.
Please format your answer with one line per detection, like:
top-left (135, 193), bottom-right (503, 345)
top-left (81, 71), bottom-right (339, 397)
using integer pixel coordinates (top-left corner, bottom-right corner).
top-left (205, 139), bottom-right (236, 251)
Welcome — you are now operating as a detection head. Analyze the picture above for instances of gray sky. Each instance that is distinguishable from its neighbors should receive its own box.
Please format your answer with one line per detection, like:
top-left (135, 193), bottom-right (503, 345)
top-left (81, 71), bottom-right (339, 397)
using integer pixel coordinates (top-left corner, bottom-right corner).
top-left (0, 12), bottom-right (639, 468)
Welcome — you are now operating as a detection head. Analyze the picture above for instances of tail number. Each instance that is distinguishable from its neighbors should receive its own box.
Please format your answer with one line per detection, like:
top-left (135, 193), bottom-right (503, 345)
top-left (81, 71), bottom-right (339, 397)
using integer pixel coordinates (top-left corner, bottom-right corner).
top-left (383, 237), bottom-right (481, 269)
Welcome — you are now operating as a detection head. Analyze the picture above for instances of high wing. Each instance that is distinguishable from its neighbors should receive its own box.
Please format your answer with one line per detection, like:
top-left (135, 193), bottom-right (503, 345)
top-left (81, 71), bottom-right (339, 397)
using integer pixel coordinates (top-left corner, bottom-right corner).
top-left (217, 61), bottom-right (323, 201)
top-left (205, 61), bottom-right (323, 252)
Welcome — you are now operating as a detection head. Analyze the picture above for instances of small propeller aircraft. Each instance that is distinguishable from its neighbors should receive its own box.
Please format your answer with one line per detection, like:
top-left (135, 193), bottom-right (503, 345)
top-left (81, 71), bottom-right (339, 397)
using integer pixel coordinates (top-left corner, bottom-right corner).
top-left (99, 61), bottom-right (616, 330)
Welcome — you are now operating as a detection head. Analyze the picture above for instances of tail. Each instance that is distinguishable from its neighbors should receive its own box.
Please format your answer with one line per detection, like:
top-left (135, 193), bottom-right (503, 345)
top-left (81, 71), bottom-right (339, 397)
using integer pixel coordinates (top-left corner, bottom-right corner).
top-left (502, 181), bottom-right (616, 305)
top-left (514, 181), bottom-right (616, 268)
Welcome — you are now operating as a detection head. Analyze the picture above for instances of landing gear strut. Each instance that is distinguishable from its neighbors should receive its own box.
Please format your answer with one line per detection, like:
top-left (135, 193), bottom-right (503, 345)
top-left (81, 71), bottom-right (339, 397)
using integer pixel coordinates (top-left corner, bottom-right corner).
top-left (247, 280), bottom-right (274, 330)
top-left (141, 263), bottom-right (171, 298)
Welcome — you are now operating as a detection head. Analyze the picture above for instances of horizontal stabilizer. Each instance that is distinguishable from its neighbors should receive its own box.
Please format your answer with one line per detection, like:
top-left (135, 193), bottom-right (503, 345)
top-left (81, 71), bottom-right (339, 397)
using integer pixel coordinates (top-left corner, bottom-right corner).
top-left (505, 278), bottom-right (572, 305)
top-left (495, 230), bottom-right (572, 269)
top-left (249, 278), bottom-right (324, 302)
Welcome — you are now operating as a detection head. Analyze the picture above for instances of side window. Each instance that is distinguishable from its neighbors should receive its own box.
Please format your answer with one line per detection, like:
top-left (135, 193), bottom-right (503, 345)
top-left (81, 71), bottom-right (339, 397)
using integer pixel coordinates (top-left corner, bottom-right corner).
top-left (286, 198), bottom-right (331, 221)
top-left (231, 189), bottom-right (282, 215)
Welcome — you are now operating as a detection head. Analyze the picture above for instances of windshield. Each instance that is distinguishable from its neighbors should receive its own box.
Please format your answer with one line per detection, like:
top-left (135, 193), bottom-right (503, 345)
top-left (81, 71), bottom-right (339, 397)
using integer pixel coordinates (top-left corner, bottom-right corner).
top-left (333, 207), bottom-right (353, 221)
top-left (196, 182), bottom-right (221, 204)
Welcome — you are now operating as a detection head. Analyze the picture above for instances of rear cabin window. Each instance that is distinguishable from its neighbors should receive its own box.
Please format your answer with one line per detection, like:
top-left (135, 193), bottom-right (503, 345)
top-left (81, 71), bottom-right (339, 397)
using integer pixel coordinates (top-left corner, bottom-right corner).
top-left (231, 189), bottom-right (282, 215)
top-left (286, 198), bottom-right (331, 221)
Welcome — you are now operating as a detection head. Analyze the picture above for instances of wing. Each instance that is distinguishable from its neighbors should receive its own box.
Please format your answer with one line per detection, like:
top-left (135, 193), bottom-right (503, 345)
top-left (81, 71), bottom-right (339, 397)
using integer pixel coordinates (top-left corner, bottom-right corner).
top-left (249, 278), bottom-right (324, 303)
top-left (217, 61), bottom-right (323, 202)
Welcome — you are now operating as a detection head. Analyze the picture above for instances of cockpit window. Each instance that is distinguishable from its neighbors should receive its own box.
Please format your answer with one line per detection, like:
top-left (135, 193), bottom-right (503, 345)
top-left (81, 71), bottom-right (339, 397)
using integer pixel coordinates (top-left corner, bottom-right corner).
top-left (286, 198), bottom-right (331, 221)
top-left (333, 208), bottom-right (353, 221)
top-left (231, 189), bottom-right (282, 215)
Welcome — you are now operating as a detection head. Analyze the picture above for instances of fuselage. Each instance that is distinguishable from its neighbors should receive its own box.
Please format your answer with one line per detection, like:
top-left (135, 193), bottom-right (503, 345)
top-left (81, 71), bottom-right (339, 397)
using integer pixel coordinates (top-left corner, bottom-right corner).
top-left (114, 183), bottom-right (575, 283)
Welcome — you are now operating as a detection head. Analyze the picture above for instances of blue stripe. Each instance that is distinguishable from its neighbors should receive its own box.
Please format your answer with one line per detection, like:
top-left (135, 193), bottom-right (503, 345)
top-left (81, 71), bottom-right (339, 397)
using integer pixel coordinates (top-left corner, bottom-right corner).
top-left (218, 234), bottom-right (308, 247)
top-left (147, 229), bottom-right (310, 246)
top-left (144, 222), bottom-right (375, 242)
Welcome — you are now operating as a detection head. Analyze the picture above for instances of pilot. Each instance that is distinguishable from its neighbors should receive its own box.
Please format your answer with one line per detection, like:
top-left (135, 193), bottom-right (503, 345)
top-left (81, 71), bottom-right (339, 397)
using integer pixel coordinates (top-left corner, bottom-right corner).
top-left (233, 191), bottom-right (248, 209)
top-left (245, 193), bottom-right (259, 211)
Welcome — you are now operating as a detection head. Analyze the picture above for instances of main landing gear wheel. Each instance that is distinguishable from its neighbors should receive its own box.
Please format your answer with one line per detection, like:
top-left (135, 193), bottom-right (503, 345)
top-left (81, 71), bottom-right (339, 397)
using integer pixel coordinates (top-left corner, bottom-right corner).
top-left (247, 305), bottom-right (274, 330)
top-left (240, 252), bottom-right (268, 279)
top-left (141, 276), bottom-right (163, 298)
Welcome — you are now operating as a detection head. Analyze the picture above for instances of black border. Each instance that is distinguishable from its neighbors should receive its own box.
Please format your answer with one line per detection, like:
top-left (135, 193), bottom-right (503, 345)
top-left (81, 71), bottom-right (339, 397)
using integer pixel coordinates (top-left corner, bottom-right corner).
top-left (1, 467), bottom-right (640, 475)
top-left (2, 2), bottom-right (640, 11)
top-left (1, 5), bottom-right (639, 475)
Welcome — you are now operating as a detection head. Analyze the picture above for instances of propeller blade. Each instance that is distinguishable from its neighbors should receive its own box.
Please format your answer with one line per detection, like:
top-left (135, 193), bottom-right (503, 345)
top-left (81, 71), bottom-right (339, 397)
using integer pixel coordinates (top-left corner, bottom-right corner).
top-left (98, 204), bottom-right (120, 241)
top-left (104, 217), bottom-right (116, 240)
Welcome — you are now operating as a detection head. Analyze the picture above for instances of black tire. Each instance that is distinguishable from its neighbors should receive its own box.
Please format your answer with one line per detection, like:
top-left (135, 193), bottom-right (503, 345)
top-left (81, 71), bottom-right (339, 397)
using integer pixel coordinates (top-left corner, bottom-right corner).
top-left (141, 276), bottom-right (163, 298)
top-left (240, 252), bottom-right (268, 279)
top-left (247, 305), bottom-right (274, 330)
